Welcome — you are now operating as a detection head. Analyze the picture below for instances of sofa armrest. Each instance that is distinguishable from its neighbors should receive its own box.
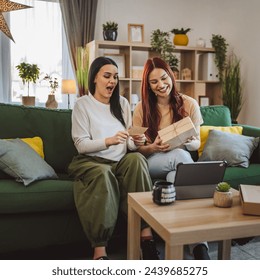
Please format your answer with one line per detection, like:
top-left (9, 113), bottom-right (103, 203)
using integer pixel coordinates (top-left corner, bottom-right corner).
top-left (238, 124), bottom-right (260, 163)
top-left (239, 124), bottom-right (260, 137)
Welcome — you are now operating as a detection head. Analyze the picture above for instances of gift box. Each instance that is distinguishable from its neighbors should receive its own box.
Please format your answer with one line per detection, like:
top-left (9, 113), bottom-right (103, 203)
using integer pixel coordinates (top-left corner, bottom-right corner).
top-left (158, 117), bottom-right (197, 149)
top-left (240, 184), bottom-right (260, 216)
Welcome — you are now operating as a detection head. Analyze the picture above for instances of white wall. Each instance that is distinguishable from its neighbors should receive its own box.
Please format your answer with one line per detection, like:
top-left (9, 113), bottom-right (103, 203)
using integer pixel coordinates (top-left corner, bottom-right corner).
top-left (95, 0), bottom-right (260, 126)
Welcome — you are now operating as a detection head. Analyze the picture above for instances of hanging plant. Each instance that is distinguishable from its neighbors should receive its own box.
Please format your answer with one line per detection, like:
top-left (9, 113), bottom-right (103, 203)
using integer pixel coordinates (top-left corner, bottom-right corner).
top-left (150, 29), bottom-right (179, 70)
top-left (76, 46), bottom-right (89, 96)
top-left (211, 34), bottom-right (229, 81)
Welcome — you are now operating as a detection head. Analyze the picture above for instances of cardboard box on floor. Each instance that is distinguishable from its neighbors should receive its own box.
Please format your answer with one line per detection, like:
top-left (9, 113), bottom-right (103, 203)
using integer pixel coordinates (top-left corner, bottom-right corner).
top-left (158, 116), bottom-right (197, 150)
top-left (240, 184), bottom-right (260, 215)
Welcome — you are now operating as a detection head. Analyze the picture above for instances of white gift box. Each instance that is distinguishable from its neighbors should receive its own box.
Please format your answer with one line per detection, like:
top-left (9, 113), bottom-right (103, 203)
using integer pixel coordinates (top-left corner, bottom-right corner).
top-left (158, 117), bottom-right (197, 149)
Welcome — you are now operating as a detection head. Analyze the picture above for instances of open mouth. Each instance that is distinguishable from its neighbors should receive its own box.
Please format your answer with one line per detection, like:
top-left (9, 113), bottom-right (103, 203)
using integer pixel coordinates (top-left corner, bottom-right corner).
top-left (106, 86), bottom-right (114, 93)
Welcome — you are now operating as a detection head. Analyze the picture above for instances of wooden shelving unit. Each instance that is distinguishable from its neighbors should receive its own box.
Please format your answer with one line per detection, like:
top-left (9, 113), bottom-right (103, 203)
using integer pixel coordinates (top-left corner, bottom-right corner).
top-left (87, 40), bottom-right (221, 106)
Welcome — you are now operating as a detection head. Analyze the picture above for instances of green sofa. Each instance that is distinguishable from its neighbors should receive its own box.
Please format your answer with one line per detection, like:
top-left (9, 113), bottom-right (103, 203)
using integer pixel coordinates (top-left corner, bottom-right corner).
top-left (199, 105), bottom-right (260, 188)
top-left (0, 103), bottom-right (88, 259)
top-left (0, 103), bottom-right (260, 259)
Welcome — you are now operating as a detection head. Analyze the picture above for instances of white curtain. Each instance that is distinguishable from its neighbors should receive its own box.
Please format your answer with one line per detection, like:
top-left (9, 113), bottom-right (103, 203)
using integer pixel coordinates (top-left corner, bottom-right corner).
top-left (0, 0), bottom-right (74, 108)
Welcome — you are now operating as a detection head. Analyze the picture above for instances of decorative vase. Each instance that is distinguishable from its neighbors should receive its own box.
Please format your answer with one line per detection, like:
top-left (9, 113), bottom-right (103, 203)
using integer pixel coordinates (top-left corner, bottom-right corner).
top-left (196, 37), bottom-right (206, 48)
top-left (103, 30), bottom-right (118, 41)
top-left (173, 34), bottom-right (189, 46)
top-left (213, 190), bottom-right (233, 208)
top-left (22, 96), bottom-right (35, 106)
top-left (45, 94), bottom-right (58, 109)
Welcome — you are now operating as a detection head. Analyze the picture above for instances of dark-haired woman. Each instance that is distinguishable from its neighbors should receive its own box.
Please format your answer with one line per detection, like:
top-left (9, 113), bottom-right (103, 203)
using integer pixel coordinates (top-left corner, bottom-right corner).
top-left (68, 57), bottom-right (158, 260)
top-left (133, 57), bottom-right (210, 260)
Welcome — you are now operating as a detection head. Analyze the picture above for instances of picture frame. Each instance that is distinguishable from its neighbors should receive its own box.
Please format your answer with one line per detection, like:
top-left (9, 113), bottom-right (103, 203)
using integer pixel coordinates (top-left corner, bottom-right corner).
top-left (104, 53), bottom-right (126, 78)
top-left (128, 24), bottom-right (144, 43)
top-left (199, 96), bottom-right (210, 107)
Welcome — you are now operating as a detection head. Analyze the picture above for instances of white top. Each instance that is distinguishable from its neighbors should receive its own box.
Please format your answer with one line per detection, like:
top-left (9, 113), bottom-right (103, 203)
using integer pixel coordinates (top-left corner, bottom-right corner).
top-left (72, 93), bottom-right (136, 161)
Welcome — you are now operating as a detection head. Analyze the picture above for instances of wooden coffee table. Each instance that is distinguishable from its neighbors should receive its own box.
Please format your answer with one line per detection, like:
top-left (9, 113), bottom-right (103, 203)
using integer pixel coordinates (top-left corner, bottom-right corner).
top-left (127, 189), bottom-right (260, 259)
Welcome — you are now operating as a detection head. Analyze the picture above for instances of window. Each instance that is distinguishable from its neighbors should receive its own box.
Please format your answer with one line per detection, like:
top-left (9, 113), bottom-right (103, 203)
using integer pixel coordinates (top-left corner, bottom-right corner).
top-left (10, 0), bottom-right (63, 105)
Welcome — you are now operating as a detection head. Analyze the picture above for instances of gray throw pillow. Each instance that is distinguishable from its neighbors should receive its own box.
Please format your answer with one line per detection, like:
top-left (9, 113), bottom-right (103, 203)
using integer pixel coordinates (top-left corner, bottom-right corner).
top-left (0, 139), bottom-right (58, 186)
top-left (198, 130), bottom-right (260, 168)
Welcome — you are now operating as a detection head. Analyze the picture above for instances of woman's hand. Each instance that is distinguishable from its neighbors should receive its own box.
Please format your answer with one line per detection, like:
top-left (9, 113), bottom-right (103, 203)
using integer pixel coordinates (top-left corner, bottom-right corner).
top-left (131, 134), bottom-right (146, 146)
top-left (184, 135), bottom-right (196, 144)
top-left (105, 131), bottom-right (129, 147)
top-left (151, 135), bottom-right (170, 153)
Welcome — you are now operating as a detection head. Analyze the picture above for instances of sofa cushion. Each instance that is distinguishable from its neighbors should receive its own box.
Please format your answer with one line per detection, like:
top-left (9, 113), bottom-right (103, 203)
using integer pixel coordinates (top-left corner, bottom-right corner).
top-left (20, 137), bottom-right (44, 158)
top-left (0, 178), bottom-right (75, 214)
top-left (200, 105), bottom-right (232, 126)
top-left (0, 103), bottom-right (77, 173)
top-left (199, 130), bottom-right (260, 168)
top-left (0, 139), bottom-right (58, 186)
top-left (198, 126), bottom-right (243, 156)
top-left (224, 164), bottom-right (260, 189)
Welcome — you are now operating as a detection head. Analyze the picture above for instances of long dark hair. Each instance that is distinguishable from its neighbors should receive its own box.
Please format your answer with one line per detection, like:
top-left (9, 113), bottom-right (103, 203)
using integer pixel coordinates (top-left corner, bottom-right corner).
top-left (141, 57), bottom-right (187, 142)
top-left (88, 56), bottom-right (126, 127)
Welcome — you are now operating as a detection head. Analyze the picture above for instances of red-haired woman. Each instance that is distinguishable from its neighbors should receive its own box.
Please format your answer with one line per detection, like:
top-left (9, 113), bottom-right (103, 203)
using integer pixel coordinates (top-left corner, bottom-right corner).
top-left (133, 57), bottom-right (210, 260)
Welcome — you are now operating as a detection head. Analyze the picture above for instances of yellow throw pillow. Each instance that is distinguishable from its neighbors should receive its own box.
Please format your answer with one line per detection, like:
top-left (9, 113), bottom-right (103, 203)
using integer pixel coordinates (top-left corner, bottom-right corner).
top-left (198, 126), bottom-right (243, 156)
top-left (2, 137), bottom-right (44, 159)
top-left (21, 137), bottom-right (44, 158)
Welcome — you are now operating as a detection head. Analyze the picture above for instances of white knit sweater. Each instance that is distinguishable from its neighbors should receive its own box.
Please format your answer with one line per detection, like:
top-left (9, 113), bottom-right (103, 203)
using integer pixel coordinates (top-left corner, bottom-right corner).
top-left (71, 93), bottom-right (136, 161)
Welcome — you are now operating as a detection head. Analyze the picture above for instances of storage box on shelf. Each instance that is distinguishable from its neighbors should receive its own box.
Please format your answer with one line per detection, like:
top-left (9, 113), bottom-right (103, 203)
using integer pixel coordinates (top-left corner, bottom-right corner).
top-left (86, 40), bottom-right (221, 107)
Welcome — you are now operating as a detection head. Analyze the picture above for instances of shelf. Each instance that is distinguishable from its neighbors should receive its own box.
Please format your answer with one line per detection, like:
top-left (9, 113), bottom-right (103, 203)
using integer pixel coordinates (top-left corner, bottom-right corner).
top-left (87, 40), bottom-right (221, 106)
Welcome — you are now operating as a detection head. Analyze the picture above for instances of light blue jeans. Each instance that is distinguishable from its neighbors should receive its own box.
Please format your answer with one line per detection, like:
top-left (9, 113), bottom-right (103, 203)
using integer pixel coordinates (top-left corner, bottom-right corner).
top-left (148, 148), bottom-right (193, 183)
top-left (147, 148), bottom-right (208, 255)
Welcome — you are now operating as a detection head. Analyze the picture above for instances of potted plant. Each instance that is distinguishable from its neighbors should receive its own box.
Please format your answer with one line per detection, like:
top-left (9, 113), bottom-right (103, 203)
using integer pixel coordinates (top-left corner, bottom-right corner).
top-left (76, 46), bottom-right (89, 96)
top-left (222, 53), bottom-right (243, 123)
top-left (171, 28), bottom-right (191, 46)
top-left (43, 74), bottom-right (59, 109)
top-left (210, 34), bottom-right (229, 81)
top-left (102, 21), bottom-right (118, 41)
top-left (213, 182), bottom-right (233, 208)
top-left (16, 62), bottom-right (40, 106)
top-left (150, 29), bottom-right (179, 75)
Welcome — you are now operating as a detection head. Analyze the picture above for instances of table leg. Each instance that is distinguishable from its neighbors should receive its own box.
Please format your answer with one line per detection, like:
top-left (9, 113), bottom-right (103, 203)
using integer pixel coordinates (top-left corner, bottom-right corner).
top-left (165, 243), bottom-right (184, 260)
top-left (127, 205), bottom-right (141, 260)
top-left (218, 240), bottom-right (231, 260)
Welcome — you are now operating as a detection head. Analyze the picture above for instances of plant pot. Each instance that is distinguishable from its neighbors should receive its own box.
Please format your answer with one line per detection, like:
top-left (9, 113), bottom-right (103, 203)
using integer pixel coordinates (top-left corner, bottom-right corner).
top-left (213, 190), bottom-right (233, 208)
top-left (173, 34), bottom-right (189, 46)
top-left (103, 30), bottom-right (118, 41)
top-left (22, 96), bottom-right (35, 106)
top-left (45, 94), bottom-right (58, 109)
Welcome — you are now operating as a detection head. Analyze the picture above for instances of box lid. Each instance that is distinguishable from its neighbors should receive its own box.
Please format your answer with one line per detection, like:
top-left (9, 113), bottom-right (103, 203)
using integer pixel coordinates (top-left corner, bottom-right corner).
top-left (240, 185), bottom-right (260, 203)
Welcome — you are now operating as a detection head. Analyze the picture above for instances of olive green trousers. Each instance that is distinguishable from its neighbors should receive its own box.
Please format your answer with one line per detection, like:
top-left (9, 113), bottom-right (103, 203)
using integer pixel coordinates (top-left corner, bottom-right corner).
top-left (68, 152), bottom-right (152, 248)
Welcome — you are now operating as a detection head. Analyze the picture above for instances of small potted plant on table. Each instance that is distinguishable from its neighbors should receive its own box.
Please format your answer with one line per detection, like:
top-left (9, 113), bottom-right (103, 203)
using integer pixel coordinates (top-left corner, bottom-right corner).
top-left (213, 182), bottom-right (233, 208)
top-left (16, 62), bottom-right (40, 106)
top-left (102, 21), bottom-right (118, 41)
top-left (171, 28), bottom-right (191, 46)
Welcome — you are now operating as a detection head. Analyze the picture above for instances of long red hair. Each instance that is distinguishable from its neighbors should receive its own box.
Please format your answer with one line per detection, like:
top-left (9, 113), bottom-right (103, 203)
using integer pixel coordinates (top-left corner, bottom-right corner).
top-left (141, 57), bottom-right (187, 142)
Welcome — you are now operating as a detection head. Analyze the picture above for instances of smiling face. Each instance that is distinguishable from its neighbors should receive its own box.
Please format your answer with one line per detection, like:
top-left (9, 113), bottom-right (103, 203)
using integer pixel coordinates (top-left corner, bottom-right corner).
top-left (94, 64), bottom-right (118, 104)
top-left (148, 68), bottom-right (173, 101)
